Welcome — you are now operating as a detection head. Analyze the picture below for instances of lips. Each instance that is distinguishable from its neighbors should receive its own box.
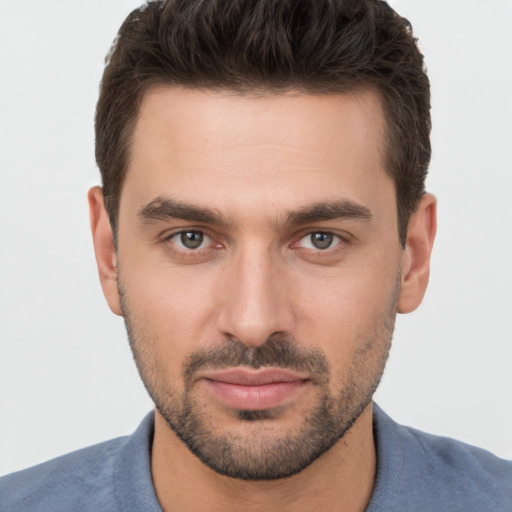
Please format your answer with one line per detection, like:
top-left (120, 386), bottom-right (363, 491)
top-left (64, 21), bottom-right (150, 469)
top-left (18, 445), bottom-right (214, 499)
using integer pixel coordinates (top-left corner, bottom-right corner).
top-left (200, 368), bottom-right (309, 411)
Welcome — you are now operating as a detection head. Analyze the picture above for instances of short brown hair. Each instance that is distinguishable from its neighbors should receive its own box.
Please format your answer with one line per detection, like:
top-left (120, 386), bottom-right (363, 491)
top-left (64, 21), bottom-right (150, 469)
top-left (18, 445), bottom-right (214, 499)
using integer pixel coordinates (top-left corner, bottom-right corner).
top-left (95, 0), bottom-right (431, 246)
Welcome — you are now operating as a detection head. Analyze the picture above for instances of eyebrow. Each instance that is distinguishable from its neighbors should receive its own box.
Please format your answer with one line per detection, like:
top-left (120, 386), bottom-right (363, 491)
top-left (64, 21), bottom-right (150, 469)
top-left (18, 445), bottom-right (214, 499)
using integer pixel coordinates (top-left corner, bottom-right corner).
top-left (284, 200), bottom-right (372, 225)
top-left (138, 196), bottom-right (372, 227)
top-left (138, 197), bottom-right (228, 226)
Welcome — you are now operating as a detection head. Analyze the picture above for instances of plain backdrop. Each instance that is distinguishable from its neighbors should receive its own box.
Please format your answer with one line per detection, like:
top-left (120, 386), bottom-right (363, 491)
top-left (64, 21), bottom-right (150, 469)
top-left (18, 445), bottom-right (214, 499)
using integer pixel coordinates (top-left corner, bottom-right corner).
top-left (1, 0), bottom-right (511, 476)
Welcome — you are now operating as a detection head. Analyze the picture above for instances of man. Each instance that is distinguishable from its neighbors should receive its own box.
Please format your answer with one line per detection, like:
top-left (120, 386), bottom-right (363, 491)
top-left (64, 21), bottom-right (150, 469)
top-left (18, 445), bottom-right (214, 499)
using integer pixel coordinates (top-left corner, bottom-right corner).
top-left (1, 0), bottom-right (511, 510)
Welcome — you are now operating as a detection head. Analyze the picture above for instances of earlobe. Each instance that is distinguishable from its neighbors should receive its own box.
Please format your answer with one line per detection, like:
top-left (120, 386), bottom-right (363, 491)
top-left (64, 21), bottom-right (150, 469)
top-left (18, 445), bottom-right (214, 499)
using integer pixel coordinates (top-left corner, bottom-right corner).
top-left (397, 193), bottom-right (437, 314)
top-left (88, 186), bottom-right (122, 316)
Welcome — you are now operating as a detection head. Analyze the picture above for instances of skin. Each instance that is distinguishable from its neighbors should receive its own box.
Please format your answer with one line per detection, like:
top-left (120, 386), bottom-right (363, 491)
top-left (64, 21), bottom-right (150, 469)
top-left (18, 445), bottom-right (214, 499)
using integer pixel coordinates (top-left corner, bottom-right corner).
top-left (89, 87), bottom-right (436, 512)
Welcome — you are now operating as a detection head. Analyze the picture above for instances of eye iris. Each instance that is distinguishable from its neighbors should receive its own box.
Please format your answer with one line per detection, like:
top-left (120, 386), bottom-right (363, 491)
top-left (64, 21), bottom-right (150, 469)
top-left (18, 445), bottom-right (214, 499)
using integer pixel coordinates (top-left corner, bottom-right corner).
top-left (180, 231), bottom-right (204, 249)
top-left (311, 232), bottom-right (333, 249)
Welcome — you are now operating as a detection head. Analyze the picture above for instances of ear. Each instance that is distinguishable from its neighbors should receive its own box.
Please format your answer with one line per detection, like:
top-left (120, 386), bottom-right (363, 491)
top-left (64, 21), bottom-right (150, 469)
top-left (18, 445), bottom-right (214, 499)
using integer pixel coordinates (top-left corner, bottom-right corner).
top-left (397, 193), bottom-right (437, 314)
top-left (88, 186), bottom-right (122, 316)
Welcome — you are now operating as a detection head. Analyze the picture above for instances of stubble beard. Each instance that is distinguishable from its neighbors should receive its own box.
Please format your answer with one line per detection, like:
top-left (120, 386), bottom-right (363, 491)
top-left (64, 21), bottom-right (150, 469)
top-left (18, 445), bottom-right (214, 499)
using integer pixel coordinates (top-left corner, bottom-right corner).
top-left (118, 277), bottom-right (397, 481)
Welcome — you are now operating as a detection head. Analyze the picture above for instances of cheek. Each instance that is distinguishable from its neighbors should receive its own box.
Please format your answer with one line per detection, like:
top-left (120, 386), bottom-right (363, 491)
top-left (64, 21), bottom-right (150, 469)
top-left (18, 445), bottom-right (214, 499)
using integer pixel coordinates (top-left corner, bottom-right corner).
top-left (120, 260), bottom-right (221, 369)
top-left (293, 260), bottom-right (399, 361)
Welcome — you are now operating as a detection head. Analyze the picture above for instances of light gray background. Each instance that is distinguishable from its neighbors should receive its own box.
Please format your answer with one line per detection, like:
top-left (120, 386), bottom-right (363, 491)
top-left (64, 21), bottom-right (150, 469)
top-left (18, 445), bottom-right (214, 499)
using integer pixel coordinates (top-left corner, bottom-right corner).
top-left (1, 1), bottom-right (511, 476)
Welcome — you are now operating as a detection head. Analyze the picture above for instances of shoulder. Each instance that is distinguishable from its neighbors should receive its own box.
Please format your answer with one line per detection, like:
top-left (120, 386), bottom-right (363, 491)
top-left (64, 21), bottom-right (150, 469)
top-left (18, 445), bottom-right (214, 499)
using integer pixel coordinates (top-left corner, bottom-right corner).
top-left (369, 404), bottom-right (512, 512)
top-left (0, 436), bottom-right (126, 512)
top-left (0, 412), bottom-right (158, 512)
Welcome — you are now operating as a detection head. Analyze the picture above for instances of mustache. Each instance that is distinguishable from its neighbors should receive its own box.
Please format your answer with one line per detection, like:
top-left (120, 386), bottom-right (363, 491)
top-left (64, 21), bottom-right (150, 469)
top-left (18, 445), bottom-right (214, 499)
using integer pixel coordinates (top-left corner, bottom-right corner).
top-left (183, 335), bottom-right (329, 386)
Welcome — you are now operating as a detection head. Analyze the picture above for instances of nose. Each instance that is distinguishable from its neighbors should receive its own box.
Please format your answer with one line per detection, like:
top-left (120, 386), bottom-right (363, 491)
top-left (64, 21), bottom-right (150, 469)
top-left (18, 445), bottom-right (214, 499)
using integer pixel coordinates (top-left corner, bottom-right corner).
top-left (216, 244), bottom-right (295, 347)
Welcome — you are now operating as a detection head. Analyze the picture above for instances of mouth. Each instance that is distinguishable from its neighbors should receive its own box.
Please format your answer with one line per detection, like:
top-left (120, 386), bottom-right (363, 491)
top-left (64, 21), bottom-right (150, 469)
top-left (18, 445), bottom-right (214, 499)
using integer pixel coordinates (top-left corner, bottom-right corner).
top-left (200, 368), bottom-right (310, 411)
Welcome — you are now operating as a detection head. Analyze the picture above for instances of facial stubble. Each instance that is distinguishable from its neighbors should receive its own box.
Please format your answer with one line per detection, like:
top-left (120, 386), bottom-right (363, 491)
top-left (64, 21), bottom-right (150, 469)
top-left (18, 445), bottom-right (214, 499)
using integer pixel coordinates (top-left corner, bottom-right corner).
top-left (118, 274), bottom-right (397, 481)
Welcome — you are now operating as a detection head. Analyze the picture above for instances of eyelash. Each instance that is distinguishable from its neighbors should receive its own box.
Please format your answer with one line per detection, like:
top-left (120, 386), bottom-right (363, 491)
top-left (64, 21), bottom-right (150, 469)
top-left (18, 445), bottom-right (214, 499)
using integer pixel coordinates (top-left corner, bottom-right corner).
top-left (163, 229), bottom-right (349, 259)
top-left (295, 232), bottom-right (344, 251)
top-left (165, 230), bottom-right (220, 254)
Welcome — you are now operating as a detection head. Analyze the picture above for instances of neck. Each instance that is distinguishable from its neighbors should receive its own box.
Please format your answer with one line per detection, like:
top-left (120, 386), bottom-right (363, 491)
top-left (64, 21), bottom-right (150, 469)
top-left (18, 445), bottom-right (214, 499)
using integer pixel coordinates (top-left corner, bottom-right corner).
top-left (151, 403), bottom-right (376, 512)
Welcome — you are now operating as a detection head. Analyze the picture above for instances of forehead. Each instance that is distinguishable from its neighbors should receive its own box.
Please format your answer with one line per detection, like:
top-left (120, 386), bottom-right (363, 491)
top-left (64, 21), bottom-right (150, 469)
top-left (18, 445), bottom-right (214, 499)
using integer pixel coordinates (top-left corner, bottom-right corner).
top-left (123, 86), bottom-right (393, 222)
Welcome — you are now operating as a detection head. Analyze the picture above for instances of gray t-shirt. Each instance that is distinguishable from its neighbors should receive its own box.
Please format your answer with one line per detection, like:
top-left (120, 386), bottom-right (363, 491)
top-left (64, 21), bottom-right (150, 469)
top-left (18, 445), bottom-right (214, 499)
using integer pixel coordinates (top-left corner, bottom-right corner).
top-left (1, 404), bottom-right (511, 511)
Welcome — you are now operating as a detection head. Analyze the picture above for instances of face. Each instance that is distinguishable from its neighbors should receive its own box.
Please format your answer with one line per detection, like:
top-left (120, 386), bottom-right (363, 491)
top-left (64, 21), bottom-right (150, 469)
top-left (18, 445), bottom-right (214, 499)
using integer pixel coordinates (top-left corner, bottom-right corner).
top-left (113, 87), bottom-right (405, 480)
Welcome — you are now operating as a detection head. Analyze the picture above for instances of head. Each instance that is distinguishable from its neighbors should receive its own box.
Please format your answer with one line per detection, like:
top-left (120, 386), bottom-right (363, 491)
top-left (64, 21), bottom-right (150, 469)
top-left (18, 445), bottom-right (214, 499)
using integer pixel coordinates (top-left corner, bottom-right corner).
top-left (90, 0), bottom-right (436, 481)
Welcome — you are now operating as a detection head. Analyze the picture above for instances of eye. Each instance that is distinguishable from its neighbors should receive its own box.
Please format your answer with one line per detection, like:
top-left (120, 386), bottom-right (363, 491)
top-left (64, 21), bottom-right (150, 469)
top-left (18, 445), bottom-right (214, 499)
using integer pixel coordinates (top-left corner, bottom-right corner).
top-left (169, 230), bottom-right (211, 250)
top-left (297, 232), bottom-right (341, 250)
